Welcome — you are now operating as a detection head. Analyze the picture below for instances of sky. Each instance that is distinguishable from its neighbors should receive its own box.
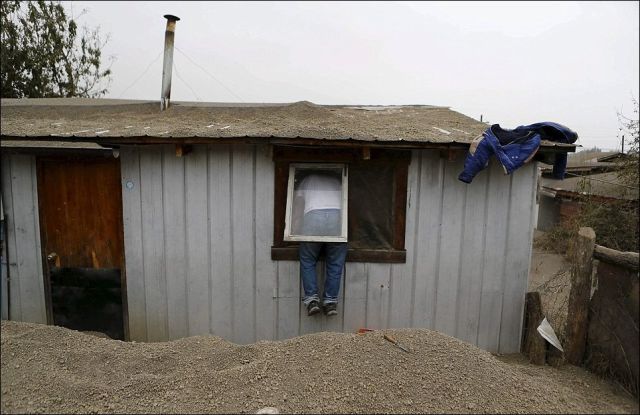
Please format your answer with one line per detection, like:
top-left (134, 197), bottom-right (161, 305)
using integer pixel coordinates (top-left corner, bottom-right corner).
top-left (62, 1), bottom-right (639, 151)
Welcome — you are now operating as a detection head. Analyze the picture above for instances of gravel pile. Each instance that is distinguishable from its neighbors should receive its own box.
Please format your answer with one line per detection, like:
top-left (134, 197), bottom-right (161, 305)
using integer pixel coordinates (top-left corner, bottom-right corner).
top-left (1, 320), bottom-right (637, 414)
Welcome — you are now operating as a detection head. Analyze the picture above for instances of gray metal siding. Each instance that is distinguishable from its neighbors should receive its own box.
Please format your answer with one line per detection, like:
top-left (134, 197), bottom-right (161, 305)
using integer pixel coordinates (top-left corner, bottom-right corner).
top-left (121, 144), bottom-right (537, 353)
top-left (0, 146), bottom-right (536, 354)
top-left (0, 154), bottom-right (47, 323)
top-left (121, 145), bottom-right (278, 342)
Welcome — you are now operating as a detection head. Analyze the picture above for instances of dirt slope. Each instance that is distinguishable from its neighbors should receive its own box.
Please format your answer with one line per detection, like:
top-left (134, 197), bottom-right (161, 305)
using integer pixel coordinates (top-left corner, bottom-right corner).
top-left (1, 321), bottom-right (637, 414)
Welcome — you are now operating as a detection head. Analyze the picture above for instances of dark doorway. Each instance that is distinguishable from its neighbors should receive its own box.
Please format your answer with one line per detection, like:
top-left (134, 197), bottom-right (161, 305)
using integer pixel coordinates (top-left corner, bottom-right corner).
top-left (37, 155), bottom-right (127, 340)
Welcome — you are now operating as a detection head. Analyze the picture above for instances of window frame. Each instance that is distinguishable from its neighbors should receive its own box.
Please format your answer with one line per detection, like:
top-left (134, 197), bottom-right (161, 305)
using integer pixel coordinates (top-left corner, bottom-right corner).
top-left (283, 163), bottom-right (349, 243)
top-left (271, 145), bottom-right (410, 263)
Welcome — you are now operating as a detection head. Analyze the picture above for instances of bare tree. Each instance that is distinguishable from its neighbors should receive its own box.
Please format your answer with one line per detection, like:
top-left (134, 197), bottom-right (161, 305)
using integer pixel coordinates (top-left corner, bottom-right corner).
top-left (616, 97), bottom-right (639, 189)
top-left (1, 0), bottom-right (113, 98)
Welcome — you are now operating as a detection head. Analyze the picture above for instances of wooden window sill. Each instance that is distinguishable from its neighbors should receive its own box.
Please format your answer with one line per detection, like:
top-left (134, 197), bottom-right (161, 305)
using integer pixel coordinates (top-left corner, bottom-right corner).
top-left (270, 246), bottom-right (406, 263)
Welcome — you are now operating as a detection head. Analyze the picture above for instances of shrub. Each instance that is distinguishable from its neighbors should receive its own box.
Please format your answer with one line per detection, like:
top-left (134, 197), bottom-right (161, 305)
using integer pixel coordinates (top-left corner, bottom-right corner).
top-left (538, 198), bottom-right (639, 255)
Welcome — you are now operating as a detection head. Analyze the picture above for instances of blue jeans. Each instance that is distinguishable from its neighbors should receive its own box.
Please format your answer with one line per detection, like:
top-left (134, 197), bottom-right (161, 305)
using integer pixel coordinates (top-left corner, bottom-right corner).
top-left (301, 209), bottom-right (341, 236)
top-left (299, 241), bottom-right (348, 306)
top-left (299, 209), bottom-right (347, 305)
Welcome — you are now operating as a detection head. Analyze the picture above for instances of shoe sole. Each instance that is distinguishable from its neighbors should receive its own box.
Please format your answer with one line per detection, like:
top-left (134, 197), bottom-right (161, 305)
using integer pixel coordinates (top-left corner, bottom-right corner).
top-left (308, 306), bottom-right (321, 316)
top-left (325, 310), bottom-right (338, 316)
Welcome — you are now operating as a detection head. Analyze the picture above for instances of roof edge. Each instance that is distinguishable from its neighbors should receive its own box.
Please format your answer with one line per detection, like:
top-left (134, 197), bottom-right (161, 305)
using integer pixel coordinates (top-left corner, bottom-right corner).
top-left (0, 134), bottom-right (576, 152)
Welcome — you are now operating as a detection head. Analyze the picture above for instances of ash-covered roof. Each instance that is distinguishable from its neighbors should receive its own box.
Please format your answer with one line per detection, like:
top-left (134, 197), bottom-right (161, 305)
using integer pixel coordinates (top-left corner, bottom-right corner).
top-left (0, 98), bottom-right (575, 150)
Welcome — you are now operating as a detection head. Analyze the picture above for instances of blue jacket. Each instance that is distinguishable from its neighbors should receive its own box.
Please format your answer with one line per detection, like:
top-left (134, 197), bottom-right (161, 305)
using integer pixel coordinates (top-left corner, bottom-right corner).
top-left (458, 122), bottom-right (578, 184)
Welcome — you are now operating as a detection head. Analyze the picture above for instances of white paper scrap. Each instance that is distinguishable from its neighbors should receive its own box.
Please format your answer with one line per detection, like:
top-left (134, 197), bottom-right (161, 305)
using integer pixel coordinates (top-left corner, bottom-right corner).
top-left (537, 317), bottom-right (564, 352)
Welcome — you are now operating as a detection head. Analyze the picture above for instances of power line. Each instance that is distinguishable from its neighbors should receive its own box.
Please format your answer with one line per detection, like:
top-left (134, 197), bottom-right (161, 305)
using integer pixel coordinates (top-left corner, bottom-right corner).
top-left (173, 60), bottom-right (202, 102)
top-left (174, 46), bottom-right (245, 102)
top-left (117, 50), bottom-right (163, 99)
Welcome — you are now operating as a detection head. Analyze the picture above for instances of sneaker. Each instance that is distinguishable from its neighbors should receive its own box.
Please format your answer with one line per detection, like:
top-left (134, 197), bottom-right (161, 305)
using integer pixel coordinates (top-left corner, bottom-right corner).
top-left (306, 300), bottom-right (321, 316)
top-left (323, 303), bottom-right (338, 316)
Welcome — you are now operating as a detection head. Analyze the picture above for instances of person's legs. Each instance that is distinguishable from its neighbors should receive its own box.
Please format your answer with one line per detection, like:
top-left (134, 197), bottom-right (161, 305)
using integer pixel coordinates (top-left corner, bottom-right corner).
top-left (300, 209), bottom-right (344, 315)
top-left (322, 242), bottom-right (348, 306)
top-left (299, 242), bottom-right (323, 306)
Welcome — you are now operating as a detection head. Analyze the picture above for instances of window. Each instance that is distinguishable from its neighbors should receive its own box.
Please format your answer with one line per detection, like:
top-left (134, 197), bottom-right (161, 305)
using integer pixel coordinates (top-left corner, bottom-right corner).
top-left (284, 163), bottom-right (348, 242)
top-left (272, 146), bottom-right (410, 263)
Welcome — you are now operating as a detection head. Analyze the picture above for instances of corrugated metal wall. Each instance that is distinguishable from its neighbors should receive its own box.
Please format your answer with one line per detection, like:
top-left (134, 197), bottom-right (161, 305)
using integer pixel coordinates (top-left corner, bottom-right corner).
top-left (120, 144), bottom-right (276, 343)
top-left (0, 147), bottom-right (536, 353)
top-left (0, 154), bottom-right (47, 323)
top-left (120, 144), bottom-right (537, 353)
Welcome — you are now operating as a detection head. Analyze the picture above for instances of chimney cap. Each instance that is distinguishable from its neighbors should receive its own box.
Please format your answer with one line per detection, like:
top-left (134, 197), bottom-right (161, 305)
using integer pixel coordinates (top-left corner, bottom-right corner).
top-left (164, 14), bottom-right (180, 22)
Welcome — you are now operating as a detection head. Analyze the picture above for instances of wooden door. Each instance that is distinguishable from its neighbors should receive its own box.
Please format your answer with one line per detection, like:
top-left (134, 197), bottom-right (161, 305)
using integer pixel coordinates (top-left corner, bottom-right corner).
top-left (37, 155), bottom-right (127, 340)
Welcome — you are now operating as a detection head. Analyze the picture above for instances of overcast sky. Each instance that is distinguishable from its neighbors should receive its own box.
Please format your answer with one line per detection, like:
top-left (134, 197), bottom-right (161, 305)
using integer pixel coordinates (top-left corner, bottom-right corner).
top-left (63, 1), bottom-right (639, 151)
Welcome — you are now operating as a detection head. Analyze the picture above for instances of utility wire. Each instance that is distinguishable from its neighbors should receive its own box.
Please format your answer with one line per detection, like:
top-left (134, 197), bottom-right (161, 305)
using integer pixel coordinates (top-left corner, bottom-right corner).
top-left (173, 60), bottom-right (202, 102)
top-left (174, 46), bottom-right (245, 102)
top-left (117, 50), bottom-right (164, 99)
top-left (563, 171), bottom-right (638, 190)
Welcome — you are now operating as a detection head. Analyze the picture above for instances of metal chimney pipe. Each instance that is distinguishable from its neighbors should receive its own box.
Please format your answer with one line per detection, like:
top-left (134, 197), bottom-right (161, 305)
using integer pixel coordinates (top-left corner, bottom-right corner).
top-left (160, 14), bottom-right (180, 111)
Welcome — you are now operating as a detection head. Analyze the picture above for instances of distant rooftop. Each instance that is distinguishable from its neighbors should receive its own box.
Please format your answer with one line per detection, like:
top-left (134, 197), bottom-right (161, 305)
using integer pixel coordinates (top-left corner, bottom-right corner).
top-left (542, 172), bottom-right (638, 200)
top-left (539, 150), bottom-right (624, 175)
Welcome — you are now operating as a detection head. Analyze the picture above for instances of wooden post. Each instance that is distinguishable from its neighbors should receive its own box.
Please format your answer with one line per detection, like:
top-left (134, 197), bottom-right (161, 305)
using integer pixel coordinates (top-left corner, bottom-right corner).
top-left (565, 227), bottom-right (596, 365)
top-left (593, 245), bottom-right (639, 271)
top-left (522, 292), bottom-right (546, 365)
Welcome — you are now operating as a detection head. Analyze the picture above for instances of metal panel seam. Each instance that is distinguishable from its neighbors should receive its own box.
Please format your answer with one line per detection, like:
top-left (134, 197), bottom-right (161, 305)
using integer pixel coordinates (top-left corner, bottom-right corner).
top-left (409, 151), bottom-right (422, 325)
top-left (229, 146), bottom-right (235, 340)
top-left (207, 145), bottom-right (213, 336)
top-left (137, 150), bottom-right (149, 341)
top-left (497, 174), bottom-right (514, 352)
top-left (475, 168), bottom-right (492, 345)
top-left (7, 157), bottom-right (22, 320)
top-left (431, 157), bottom-right (445, 329)
top-left (453, 181), bottom-right (468, 338)
top-left (160, 148), bottom-right (169, 339)
top-left (182, 150), bottom-right (190, 335)
top-left (252, 145), bottom-right (258, 342)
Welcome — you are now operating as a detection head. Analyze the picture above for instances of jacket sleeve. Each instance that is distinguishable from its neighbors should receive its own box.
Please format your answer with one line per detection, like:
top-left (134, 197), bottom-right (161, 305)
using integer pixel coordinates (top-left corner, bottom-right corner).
top-left (552, 153), bottom-right (568, 179)
top-left (458, 134), bottom-right (493, 183)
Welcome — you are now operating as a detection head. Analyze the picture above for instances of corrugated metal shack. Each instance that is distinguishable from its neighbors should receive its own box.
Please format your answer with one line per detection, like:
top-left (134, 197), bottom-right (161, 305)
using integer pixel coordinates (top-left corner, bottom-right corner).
top-left (0, 98), bottom-right (575, 353)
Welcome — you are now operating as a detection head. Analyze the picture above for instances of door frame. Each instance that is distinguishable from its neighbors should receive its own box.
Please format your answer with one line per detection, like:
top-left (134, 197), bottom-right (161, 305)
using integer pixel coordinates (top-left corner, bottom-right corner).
top-left (35, 151), bottom-right (130, 341)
